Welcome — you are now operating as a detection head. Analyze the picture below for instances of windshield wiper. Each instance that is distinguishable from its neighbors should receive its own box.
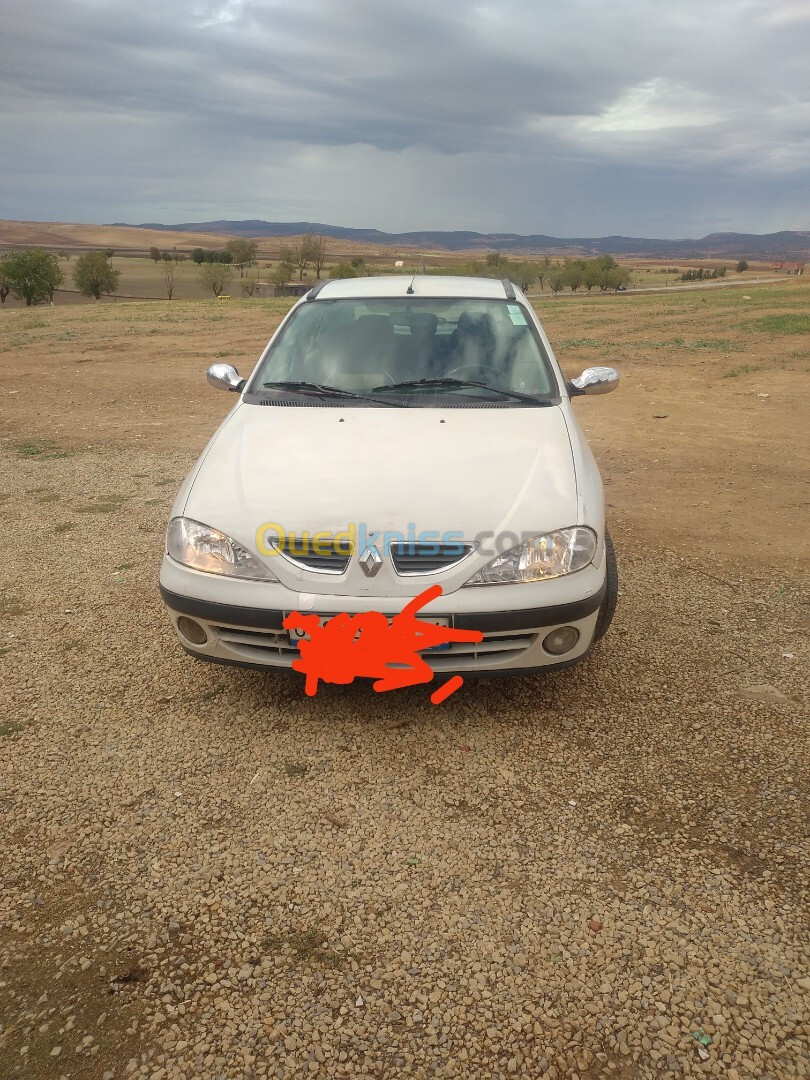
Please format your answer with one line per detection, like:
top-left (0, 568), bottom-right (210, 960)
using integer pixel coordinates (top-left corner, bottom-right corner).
top-left (371, 378), bottom-right (553, 404)
top-left (259, 381), bottom-right (405, 407)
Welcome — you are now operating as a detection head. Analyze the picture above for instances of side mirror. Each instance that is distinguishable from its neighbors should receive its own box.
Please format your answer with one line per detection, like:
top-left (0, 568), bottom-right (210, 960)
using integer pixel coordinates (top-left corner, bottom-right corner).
top-left (207, 363), bottom-right (245, 392)
top-left (567, 366), bottom-right (619, 397)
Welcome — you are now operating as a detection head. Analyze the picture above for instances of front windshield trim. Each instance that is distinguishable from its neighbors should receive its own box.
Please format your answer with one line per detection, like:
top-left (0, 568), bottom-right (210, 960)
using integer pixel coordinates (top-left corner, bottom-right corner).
top-left (245, 295), bottom-right (560, 404)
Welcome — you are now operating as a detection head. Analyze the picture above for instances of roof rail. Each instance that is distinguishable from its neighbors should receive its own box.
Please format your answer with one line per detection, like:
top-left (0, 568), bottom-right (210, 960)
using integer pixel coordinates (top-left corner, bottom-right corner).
top-left (501, 278), bottom-right (516, 301)
top-left (306, 280), bottom-right (329, 300)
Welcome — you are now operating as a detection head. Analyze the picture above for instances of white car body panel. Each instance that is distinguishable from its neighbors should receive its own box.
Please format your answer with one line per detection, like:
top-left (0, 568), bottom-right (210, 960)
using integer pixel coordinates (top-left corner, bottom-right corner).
top-left (180, 404), bottom-right (578, 597)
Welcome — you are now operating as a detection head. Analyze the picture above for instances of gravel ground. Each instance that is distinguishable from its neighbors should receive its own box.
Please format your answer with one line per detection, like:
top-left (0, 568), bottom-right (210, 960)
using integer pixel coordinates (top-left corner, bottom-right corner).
top-left (0, 443), bottom-right (807, 1080)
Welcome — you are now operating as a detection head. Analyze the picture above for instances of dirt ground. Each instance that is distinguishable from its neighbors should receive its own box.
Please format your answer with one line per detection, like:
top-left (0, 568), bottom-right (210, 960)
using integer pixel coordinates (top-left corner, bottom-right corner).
top-left (0, 280), bottom-right (808, 1080)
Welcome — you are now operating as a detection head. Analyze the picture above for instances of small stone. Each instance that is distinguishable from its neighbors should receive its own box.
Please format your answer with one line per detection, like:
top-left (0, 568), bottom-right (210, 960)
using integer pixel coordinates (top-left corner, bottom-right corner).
top-left (50, 1046), bottom-right (62, 1057)
top-left (588, 919), bottom-right (603, 933)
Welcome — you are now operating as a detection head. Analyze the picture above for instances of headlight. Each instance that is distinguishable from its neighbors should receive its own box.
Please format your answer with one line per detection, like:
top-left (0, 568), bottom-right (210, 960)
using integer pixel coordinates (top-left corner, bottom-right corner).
top-left (167, 517), bottom-right (277, 581)
top-left (464, 527), bottom-right (597, 585)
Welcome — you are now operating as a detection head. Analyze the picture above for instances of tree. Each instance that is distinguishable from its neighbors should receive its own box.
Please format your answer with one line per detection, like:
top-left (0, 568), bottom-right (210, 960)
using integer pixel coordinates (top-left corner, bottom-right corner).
top-left (536, 255), bottom-right (552, 293)
top-left (73, 250), bottom-right (120, 300)
top-left (225, 238), bottom-right (258, 277)
top-left (510, 261), bottom-right (538, 291)
top-left (329, 262), bottom-right (358, 279)
top-left (564, 259), bottom-right (586, 292)
top-left (583, 261), bottom-right (603, 292)
top-left (73, 251), bottom-right (120, 300)
top-left (271, 255), bottom-right (295, 288)
top-left (160, 253), bottom-right (177, 299)
top-left (736, 259), bottom-right (748, 273)
top-left (293, 235), bottom-right (318, 280)
top-left (149, 247), bottom-right (161, 263)
top-left (4, 249), bottom-right (64, 306)
top-left (485, 252), bottom-right (506, 271)
top-left (602, 266), bottom-right (630, 291)
top-left (191, 248), bottom-right (205, 265)
top-left (104, 249), bottom-right (115, 259)
top-left (309, 234), bottom-right (328, 279)
top-left (547, 267), bottom-right (566, 295)
top-left (199, 262), bottom-right (232, 297)
top-left (0, 254), bottom-right (12, 304)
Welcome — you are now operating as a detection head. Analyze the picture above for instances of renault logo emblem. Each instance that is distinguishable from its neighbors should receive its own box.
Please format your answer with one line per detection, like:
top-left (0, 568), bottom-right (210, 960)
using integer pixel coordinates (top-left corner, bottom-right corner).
top-left (359, 546), bottom-right (383, 577)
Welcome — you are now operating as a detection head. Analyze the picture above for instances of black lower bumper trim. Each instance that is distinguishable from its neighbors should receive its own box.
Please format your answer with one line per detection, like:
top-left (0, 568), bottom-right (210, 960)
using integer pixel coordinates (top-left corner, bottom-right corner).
top-left (452, 583), bottom-right (604, 632)
top-left (160, 579), bottom-right (605, 636)
top-left (160, 586), bottom-right (285, 630)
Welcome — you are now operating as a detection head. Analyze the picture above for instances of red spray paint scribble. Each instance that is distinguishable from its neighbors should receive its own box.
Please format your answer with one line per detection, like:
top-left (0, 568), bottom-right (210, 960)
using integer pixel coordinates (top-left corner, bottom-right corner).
top-left (282, 584), bottom-right (483, 701)
top-left (430, 675), bottom-right (464, 705)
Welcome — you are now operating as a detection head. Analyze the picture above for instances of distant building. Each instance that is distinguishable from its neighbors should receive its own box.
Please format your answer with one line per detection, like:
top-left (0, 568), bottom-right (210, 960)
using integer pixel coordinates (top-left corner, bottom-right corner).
top-left (252, 282), bottom-right (312, 298)
top-left (274, 282), bottom-right (312, 297)
top-left (771, 261), bottom-right (805, 275)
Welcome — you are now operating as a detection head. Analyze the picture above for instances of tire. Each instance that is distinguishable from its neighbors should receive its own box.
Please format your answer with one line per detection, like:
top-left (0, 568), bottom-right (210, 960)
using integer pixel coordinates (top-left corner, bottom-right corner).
top-left (593, 528), bottom-right (618, 642)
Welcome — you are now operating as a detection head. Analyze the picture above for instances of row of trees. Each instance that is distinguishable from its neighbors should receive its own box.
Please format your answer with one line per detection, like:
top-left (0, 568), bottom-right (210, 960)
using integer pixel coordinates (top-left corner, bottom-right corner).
top-left (0, 249), bottom-right (120, 305)
top-left (679, 266), bottom-right (726, 282)
top-left (149, 247), bottom-right (187, 265)
top-left (189, 240), bottom-right (259, 276)
top-left (449, 253), bottom-right (631, 294)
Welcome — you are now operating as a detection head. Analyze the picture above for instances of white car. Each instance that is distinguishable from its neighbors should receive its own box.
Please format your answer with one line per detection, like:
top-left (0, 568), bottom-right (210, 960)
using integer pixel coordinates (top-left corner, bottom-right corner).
top-left (159, 275), bottom-right (619, 680)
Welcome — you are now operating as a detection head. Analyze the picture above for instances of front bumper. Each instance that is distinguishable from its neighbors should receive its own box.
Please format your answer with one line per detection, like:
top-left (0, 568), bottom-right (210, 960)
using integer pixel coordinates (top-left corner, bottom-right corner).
top-left (159, 556), bottom-right (606, 676)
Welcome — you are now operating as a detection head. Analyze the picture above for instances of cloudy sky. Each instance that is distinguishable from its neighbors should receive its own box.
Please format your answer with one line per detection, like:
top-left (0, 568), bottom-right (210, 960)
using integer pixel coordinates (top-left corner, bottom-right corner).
top-left (2, 0), bottom-right (808, 237)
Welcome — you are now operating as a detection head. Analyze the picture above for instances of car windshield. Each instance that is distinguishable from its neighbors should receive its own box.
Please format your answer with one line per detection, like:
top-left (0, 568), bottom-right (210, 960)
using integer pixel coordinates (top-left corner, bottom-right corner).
top-left (247, 297), bottom-right (558, 402)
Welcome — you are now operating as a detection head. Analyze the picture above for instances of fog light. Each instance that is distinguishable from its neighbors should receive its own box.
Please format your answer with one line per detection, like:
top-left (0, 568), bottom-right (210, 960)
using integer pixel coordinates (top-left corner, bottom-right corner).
top-left (176, 616), bottom-right (208, 646)
top-left (542, 626), bottom-right (579, 655)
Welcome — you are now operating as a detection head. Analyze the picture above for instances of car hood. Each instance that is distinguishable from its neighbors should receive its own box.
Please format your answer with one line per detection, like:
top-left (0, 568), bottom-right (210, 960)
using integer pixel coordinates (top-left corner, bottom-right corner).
top-left (183, 403), bottom-right (578, 590)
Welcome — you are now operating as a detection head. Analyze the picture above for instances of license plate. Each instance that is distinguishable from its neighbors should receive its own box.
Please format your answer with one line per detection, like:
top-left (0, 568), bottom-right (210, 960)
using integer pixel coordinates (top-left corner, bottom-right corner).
top-left (283, 612), bottom-right (452, 650)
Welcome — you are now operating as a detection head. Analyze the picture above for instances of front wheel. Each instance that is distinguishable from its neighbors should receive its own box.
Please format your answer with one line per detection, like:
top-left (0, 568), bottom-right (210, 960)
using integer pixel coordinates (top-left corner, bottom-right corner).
top-left (593, 529), bottom-right (618, 642)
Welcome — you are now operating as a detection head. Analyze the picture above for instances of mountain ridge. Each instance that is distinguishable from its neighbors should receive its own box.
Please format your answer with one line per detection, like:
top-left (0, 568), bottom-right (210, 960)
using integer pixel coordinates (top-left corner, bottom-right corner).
top-left (111, 220), bottom-right (810, 259)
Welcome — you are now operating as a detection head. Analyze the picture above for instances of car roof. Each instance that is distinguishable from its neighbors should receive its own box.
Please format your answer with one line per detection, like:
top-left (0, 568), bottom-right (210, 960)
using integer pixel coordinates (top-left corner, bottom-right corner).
top-left (306, 275), bottom-right (516, 301)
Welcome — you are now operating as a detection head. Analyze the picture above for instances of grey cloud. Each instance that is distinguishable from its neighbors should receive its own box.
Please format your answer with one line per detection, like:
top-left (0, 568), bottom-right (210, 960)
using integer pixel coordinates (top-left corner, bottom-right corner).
top-left (0, 0), bottom-right (808, 232)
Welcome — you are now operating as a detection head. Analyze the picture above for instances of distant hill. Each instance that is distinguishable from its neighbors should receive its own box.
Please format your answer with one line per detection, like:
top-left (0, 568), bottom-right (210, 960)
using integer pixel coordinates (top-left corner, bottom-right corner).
top-left (113, 220), bottom-right (810, 259)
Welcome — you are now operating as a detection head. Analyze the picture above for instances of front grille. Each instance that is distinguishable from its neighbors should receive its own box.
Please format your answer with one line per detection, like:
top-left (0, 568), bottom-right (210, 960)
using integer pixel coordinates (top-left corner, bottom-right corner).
top-left (409, 631), bottom-right (537, 670)
top-left (271, 538), bottom-right (353, 574)
top-left (213, 624), bottom-right (536, 670)
top-left (390, 541), bottom-right (475, 575)
top-left (214, 626), bottom-right (299, 665)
